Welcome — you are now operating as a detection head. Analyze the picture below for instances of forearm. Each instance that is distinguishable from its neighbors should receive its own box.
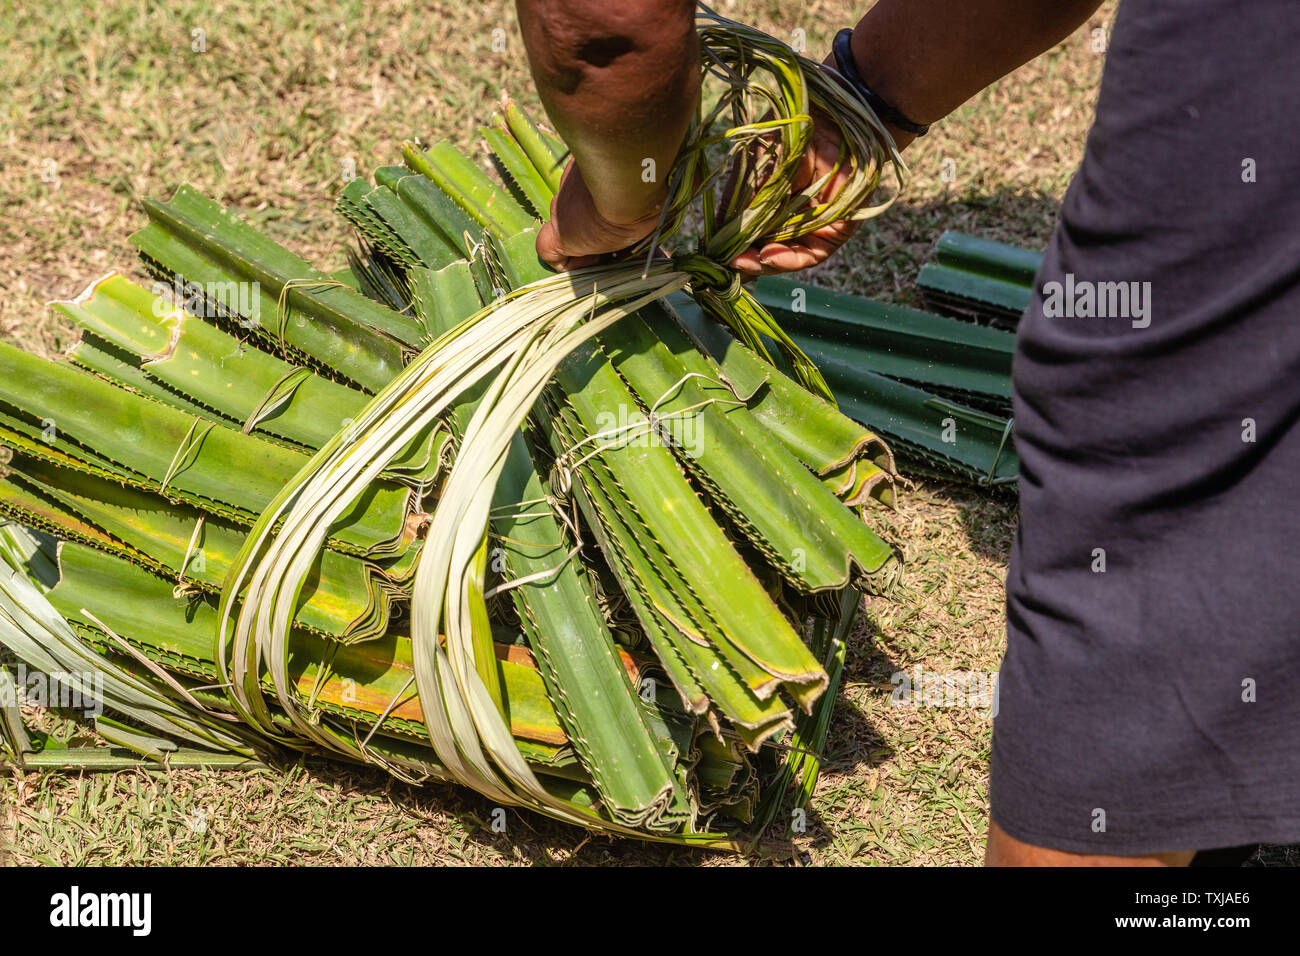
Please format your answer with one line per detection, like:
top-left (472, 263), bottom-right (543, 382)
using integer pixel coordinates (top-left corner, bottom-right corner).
top-left (516, 0), bottom-right (699, 224)
top-left (842, 0), bottom-right (1105, 149)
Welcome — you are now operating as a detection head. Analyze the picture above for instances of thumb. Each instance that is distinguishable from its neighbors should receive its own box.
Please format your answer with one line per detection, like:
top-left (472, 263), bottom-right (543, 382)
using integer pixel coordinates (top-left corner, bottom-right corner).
top-left (535, 219), bottom-right (601, 272)
top-left (535, 217), bottom-right (567, 270)
top-left (536, 163), bottom-right (579, 269)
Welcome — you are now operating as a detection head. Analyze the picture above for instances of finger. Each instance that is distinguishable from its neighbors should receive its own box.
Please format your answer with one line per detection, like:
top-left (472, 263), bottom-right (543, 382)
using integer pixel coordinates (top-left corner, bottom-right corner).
top-left (754, 241), bottom-right (797, 265)
top-left (756, 244), bottom-right (824, 273)
top-left (819, 160), bottom-right (853, 205)
top-left (809, 217), bottom-right (861, 245)
top-left (790, 233), bottom-right (842, 261)
top-left (759, 231), bottom-right (852, 273)
top-left (733, 215), bottom-right (860, 276)
top-left (789, 144), bottom-right (816, 193)
top-left (730, 248), bottom-right (766, 277)
top-left (806, 112), bottom-right (856, 204)
top-left (535, 219), bottom-right (567, 270)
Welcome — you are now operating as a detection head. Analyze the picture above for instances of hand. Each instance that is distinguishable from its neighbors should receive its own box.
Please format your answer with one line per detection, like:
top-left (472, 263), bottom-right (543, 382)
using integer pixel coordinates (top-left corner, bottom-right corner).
top-left (535, 162), bottom-right (665, 271)
top-left (729, 106), bottom-right (862, 278)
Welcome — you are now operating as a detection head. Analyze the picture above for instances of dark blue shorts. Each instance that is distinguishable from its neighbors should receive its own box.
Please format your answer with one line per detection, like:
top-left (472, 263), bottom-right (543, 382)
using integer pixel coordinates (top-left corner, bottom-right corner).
top-left (989, 0), bottom-right (1300, 854)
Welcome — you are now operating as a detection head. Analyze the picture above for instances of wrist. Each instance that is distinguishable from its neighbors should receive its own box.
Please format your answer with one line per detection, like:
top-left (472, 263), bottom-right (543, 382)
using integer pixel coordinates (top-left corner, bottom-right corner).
top-left (820, 51), bottom-right (917, 152)
top-left (827, 27), bottom-right (932, 142)
top-left (591, 187), bottom-right (667, 231)
top-left (563, 149), bottom-right (673, 228)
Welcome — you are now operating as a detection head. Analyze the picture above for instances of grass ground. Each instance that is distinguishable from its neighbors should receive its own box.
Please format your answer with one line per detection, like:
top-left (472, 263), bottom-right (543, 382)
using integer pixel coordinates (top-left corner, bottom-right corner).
top-left (1, 0), bottom-right (1285, 866)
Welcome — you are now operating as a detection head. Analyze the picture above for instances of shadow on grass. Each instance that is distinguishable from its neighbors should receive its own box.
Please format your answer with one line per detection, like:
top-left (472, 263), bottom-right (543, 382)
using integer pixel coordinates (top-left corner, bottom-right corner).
top-left (915, 477), bottom-right (1018, 564)
top-left (245, 611), bottom-right (906, 867)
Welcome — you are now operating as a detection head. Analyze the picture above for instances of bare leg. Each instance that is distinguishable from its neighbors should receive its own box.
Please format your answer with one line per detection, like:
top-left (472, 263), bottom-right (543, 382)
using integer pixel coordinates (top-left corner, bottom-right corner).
top-left (985, 820), bottom-right (1196, 867)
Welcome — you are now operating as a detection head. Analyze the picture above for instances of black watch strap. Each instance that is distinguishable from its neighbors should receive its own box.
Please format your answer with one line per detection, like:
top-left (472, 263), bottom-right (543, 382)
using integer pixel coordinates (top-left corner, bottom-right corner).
top-left (831, 28), bottom-right (930, 137)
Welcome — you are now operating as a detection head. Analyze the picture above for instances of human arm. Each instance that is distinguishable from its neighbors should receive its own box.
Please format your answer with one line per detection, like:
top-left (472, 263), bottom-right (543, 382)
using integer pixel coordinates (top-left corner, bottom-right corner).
top-left (518, 0), bottom-right (1107, 273)
top-left (516, 0), bottom-right (700, 269)
top-left (733, 0), bottom-right (1106, 275)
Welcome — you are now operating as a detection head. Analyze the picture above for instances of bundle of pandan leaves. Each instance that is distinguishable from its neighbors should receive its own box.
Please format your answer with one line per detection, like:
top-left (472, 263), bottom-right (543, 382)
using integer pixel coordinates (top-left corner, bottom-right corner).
top-left (0, 8), bottom-right (907, 846)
